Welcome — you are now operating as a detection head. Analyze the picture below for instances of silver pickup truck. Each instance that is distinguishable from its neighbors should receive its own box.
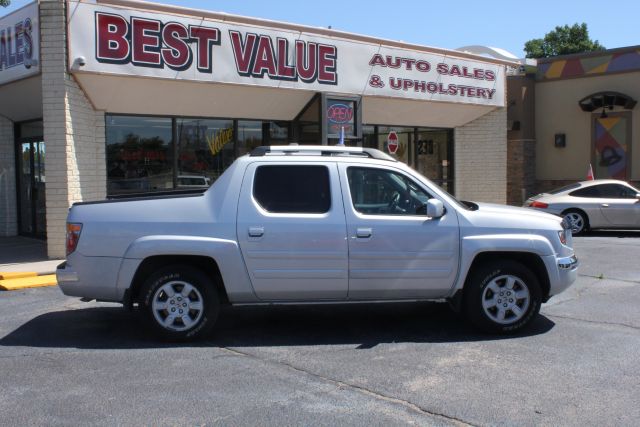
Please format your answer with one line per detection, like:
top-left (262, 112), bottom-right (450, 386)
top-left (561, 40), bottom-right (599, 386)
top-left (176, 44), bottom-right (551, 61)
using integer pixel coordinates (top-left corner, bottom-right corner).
top-left (57, 145), bottom-right (578, 340)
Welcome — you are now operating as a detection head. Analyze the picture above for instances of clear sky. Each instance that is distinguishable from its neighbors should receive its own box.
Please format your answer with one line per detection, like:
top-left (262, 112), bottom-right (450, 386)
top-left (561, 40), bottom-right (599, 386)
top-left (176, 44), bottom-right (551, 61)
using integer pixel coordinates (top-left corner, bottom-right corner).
top-left (2, 0), bottom-right (638, 58)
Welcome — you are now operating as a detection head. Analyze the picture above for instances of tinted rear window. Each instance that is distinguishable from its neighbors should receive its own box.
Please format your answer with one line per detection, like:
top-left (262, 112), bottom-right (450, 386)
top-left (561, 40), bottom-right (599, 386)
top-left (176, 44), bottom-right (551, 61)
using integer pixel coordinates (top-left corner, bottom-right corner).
top-left (254, 165), bottom-right (331, 213)
top-left (570, 186), bottom-right (600, 198)
top-left (549, 183), bottom-right (581, 195)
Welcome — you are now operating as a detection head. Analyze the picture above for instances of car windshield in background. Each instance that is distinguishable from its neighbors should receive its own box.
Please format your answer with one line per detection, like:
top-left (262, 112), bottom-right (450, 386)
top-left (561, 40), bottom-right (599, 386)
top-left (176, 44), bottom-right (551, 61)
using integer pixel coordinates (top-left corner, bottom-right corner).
top-left (549, 183), bottom-right (581, 195)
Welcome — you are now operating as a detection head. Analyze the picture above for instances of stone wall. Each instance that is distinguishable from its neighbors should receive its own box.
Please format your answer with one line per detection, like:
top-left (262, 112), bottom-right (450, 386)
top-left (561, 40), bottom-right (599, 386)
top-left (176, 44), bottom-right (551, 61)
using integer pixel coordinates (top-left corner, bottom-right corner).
top-left (454, 108), bottom-right (507, 204)
top-left (0, 116), bottom-right (17, 236)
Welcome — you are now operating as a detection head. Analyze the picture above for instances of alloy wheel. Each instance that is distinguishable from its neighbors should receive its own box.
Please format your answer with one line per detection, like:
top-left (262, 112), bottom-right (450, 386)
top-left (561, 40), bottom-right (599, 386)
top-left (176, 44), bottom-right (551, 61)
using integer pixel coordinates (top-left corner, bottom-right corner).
top-left (151, 281), bottom-right (205, 331)
top-left (481, 275), bottom-right (531, 325)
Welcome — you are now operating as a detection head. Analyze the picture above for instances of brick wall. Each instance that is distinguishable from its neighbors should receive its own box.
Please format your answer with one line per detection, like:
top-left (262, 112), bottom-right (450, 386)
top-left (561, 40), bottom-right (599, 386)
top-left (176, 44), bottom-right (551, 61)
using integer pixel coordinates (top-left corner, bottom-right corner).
top-left (0, 116), bottom-right (17, 236)
top-left (507, 139), bottom-right (536, 205)
top-left (41, 0), bottom-right (106, 258)
top-left (454, 108), bottom-right (507, 204)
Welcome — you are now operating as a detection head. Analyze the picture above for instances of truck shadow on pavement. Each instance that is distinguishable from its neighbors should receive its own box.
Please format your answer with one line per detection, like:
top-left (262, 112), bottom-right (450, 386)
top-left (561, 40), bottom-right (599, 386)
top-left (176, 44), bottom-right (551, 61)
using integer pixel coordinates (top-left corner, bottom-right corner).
top-left (582, 230), bottom-right (640, 238)
top-left (0, 302), bottom-right (555, 350)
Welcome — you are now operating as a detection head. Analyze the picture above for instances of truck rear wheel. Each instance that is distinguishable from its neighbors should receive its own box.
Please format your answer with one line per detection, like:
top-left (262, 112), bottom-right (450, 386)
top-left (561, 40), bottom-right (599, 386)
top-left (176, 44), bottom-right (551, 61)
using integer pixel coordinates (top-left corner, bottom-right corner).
top-left (140, 265), bottom-right (220, 341)
top-left (464, 260), bottom-right (541, 334)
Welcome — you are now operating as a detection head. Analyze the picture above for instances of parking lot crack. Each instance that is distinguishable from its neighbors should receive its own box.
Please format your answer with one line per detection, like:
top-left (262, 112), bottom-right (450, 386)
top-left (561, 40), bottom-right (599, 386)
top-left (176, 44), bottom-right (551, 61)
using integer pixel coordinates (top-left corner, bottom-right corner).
top-left (578, 274), bottom-right (640, 285)
top-left (220, 347), bottom-right (475, 426)
top-left (546, 314), bottom-right (640, 331)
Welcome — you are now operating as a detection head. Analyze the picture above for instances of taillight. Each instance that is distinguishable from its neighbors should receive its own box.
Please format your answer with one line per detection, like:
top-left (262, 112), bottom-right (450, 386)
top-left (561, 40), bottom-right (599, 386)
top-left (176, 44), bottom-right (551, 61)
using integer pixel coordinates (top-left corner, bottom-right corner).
top-left (66, 223), bottom-right (83, 256)
top-left (530, 201), bottom-right (549, 209)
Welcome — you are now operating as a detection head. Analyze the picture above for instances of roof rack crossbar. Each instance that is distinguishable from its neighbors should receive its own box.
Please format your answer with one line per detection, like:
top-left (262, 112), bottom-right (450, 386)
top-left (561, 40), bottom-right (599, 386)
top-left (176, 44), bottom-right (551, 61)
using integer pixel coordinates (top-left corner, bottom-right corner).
top-left (249, 145), bottom-right (396, 162)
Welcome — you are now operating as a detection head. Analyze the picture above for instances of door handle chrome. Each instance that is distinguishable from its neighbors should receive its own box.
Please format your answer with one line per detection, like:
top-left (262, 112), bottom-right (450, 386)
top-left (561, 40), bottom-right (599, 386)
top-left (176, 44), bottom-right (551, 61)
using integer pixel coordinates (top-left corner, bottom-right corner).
top-left (356, 227), bottom-right (372, 238)
top-left (601, 203), bottom-right (609, 208)
top-left (248, 227), bottom-right (264, 237)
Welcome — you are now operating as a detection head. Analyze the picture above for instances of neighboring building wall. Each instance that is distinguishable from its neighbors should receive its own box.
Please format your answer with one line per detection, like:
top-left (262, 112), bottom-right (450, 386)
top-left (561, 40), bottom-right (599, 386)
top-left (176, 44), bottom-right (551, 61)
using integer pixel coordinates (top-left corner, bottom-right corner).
top-left (535, 71), bottom-right (640, 190)
top-left (41, 0), bottom-right (106, 258)
top-left (455, 108), bottom-right (507, 204)
top-left (0, 116), bottom-right (17, 236)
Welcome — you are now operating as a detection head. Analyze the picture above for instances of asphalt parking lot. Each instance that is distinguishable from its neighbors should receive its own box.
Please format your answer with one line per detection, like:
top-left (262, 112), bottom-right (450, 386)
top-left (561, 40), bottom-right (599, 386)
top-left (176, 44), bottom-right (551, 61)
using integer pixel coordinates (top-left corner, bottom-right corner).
top-left (1, 231), bottom-right (639, 426)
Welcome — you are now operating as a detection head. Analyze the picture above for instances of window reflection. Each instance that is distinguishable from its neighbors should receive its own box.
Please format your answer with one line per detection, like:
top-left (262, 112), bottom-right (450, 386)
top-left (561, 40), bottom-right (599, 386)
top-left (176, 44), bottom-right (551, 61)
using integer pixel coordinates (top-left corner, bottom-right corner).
top-left (237, 120), bottom-right (262, 156)
top-left (106, 115), bottom-right (292, 196)
top-left (176, 118), bottom-right (234, 185)
top-left (106, 116), bottom-right (173, 195)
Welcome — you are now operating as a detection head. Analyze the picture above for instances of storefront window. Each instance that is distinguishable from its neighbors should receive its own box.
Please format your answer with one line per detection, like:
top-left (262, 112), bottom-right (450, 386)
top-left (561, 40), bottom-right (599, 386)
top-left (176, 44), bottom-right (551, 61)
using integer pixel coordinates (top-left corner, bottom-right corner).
top-left (362, 125), bottom-right (376, 149)
top-left (361, 125), bottom-right (454, 194)
top-left (106, 115), bottom-right (293, 196)
top-left (176, 118), bottom-right (234, 185)
top-left (106, 116), bottom-right (173, 195)
top-left (376, 126), bottom-right (414, 164)
top-left (269, 121), bottom-right (289, 145)
top-left (237, 120), bottom-right (263, 156)
top-left (415, 128), bottom-right (453, 193)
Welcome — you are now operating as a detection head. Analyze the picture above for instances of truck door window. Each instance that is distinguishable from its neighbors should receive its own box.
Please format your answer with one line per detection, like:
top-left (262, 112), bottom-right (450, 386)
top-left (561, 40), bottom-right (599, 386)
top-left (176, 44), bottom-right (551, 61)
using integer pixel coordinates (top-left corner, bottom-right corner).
top-left (254, 165), bottom-right (331, 213)
top-left (347, 167), bottom-right (432, 215)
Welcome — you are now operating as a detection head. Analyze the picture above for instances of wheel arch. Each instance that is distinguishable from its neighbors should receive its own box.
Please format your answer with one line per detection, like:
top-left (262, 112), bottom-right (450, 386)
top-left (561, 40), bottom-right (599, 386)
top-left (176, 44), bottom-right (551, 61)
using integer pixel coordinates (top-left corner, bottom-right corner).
top-left (128, 255), bottom-right (229, 306)
top-left (462, 251), bottom-right (551, 302)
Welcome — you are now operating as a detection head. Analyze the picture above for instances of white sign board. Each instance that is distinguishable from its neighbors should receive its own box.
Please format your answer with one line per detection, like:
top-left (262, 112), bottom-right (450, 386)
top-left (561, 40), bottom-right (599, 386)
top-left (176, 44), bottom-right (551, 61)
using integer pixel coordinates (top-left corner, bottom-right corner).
top-left (0, 2), bottom-right (39, 86)
top-left (67, 1), bottom-right (504, 107)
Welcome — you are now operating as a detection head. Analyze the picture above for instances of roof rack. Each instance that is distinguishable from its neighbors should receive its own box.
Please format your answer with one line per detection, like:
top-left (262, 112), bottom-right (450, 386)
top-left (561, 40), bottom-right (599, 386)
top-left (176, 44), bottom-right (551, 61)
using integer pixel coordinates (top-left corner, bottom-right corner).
top-left (249, 145), bottom-right (396, 162)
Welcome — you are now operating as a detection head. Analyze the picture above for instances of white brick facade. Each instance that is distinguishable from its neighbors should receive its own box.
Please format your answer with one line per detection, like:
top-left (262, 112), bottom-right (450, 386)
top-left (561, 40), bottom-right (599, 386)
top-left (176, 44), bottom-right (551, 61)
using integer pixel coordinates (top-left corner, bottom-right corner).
top-left (41, 0), bottom-right (106, 258)
top-left (0, 116), bottom-right (17, 237)
top-left (454, 108), bottom-right (507, 204)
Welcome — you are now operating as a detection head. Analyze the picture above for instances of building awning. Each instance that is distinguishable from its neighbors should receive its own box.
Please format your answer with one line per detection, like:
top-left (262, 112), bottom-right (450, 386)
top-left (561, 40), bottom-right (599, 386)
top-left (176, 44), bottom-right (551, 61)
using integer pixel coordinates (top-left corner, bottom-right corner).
top-left (578, 91), bottom-right (637, 112)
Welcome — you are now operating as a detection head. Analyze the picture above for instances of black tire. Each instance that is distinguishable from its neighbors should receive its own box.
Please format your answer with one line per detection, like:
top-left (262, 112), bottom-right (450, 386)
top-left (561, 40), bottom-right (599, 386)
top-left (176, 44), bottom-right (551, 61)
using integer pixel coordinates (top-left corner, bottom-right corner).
top-left (139, 265), bottom-right (220, 341)
top-left (464, 260), bottom-right (541, 334)
top-left (563, 209), bottom-right (589, 235)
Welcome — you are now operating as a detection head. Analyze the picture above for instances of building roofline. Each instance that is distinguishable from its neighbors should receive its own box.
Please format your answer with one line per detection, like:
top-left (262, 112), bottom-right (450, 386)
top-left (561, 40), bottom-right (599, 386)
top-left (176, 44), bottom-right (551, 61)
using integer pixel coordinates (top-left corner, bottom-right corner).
top-left (94, 0), bottom-right (518, 67)
top-left (537, 45), bottom-right (640, 63)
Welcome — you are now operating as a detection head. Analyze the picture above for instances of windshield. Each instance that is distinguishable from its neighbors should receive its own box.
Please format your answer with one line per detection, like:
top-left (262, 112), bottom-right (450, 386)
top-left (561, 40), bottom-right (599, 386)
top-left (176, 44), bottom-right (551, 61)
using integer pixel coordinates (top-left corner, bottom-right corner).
top-left (400, 164), bottom-right (473, 210)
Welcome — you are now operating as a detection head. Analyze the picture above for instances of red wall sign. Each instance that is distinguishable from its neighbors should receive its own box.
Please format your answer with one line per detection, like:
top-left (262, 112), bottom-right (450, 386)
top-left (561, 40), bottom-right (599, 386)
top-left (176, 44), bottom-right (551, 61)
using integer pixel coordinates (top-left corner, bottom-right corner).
top-left (387, 131), bottom-right (398, 154)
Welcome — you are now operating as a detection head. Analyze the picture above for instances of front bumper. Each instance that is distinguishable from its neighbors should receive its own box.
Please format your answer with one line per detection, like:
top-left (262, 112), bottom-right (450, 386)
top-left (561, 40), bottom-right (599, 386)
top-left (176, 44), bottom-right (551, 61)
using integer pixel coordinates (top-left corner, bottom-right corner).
top-left (544, 253), bottom-right (579, 297)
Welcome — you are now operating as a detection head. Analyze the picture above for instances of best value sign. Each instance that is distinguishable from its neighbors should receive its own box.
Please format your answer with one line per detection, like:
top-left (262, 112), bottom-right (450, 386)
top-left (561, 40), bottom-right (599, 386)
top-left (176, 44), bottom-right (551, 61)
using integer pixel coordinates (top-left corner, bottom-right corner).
top-left (0, 2), bottom-right (39, 86)
top-left (67, 1), bottom-right (505, 107)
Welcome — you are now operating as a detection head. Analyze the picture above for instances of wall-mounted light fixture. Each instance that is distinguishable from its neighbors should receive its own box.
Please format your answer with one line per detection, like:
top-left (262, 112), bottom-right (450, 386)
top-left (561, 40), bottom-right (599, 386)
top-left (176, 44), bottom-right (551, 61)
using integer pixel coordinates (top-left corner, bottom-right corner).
top-left (554, 133), bottom-right (566, 148)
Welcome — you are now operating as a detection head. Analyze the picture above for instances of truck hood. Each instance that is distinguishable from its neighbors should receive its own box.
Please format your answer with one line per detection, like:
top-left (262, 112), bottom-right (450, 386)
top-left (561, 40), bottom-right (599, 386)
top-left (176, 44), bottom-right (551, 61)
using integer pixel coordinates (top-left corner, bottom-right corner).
top-left (474, 202), bottom-right (562, 224)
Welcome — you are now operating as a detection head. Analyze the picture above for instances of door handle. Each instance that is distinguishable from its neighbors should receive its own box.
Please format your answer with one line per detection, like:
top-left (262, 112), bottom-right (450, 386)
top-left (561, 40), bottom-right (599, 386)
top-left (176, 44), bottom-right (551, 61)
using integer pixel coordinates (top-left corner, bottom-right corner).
top-left (601, 203), bottom-right (609, 208)
top-left (248, 227), bottom-right (264, 237)
top-left (356, 227), bottom-right (372, 238)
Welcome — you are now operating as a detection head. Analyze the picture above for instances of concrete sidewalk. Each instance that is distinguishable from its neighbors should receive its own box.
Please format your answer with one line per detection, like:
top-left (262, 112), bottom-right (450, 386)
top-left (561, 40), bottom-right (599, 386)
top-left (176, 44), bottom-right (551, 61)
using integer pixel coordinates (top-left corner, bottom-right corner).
top-left (0, 236), bottom-right (63, 275)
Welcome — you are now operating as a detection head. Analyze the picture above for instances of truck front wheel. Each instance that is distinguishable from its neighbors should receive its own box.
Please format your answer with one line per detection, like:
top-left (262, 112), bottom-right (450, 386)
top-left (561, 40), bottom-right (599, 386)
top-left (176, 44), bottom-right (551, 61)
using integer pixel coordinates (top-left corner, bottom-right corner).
top-left (464, 260), bottom-right (541, 334)
top-left (140, 265), bottom-right (220, 341)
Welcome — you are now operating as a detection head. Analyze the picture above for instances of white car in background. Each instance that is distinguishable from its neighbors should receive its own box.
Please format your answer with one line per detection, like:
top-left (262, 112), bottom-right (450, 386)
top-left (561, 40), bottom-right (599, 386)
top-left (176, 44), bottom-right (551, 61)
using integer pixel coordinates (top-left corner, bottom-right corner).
top-left (176, 175), bottom-right (211, 189)
top-left (525, 179), bottom-right (640, 234)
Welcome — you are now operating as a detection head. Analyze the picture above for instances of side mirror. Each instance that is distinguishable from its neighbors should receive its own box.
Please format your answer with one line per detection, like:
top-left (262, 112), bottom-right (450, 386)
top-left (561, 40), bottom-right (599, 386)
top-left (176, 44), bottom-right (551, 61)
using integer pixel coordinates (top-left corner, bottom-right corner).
top-left (426, 199), bottom-right (445, 218)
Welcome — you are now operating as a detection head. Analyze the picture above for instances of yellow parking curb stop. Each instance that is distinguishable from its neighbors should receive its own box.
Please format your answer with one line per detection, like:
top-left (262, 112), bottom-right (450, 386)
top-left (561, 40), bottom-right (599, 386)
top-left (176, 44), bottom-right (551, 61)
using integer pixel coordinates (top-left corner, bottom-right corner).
top-left (0, 272), bottom-right (38, 280)
top-left (0, 274), bottom-right (58, 291)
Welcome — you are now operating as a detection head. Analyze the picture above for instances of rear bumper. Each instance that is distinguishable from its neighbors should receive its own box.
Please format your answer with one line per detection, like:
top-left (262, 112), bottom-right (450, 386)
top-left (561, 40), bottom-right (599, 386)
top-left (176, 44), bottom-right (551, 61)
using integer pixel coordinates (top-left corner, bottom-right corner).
top-left (56, 256), bottom-right (124, 302)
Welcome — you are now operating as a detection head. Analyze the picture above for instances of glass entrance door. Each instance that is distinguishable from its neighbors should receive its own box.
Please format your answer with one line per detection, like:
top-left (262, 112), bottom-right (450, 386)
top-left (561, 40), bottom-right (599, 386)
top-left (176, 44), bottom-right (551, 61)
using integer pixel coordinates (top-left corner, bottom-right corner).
top-left (17, 138), bottom-right (46, 237)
